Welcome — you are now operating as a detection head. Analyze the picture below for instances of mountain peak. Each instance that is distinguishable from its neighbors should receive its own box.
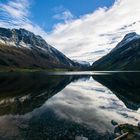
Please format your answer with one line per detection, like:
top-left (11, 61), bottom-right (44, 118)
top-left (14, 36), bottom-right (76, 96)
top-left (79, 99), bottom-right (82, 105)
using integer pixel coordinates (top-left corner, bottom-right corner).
top-left (123, 32), bottom-right (138, 39)
top-left (12, 28), bottom-right (34, 37)
top-left (0, 27), bottom-right (47, 49)
top-left (92, 32), bottom-right (140, 70)
top-left (112, 32), bottom-right (140, 52)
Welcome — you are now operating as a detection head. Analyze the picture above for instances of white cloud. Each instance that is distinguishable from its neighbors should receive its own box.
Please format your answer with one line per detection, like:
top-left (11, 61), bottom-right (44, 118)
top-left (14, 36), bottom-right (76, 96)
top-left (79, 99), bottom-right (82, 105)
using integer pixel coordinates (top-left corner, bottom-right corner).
top-left (47, 0), bottom-right (140, 63)
top-left (0, 0), bottom-right (48, 38)
top-left (52, 5), bottom-right (74, 23)
top-left (1, 0), bottom-right (29, 19)
top-left (53, 10), bottom-right (74, 22)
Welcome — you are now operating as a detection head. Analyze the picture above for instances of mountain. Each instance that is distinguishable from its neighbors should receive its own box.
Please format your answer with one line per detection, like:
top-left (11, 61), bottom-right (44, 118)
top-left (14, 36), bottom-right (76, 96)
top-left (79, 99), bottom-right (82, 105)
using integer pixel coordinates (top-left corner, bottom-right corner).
top-left (0, 27), bottom-right (88, 70)
top-left (92, 32), bottom-right (140, 70)
top-left (73, 60), bottom-right (90, 67)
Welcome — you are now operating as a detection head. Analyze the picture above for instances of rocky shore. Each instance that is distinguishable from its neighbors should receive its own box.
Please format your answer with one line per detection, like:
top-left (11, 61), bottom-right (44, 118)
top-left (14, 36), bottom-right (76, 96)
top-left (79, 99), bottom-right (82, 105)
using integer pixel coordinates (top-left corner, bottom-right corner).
top-left (112, 120), bottom-right (140, 140)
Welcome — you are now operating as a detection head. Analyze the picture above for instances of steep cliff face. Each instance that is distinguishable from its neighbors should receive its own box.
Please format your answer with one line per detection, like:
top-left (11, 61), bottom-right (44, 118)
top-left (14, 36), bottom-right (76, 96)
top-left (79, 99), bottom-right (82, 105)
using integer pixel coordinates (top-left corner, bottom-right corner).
top-left (92, 32), bottom-right (140, 70)
top-left (0, 27), bottom-right (88, 70)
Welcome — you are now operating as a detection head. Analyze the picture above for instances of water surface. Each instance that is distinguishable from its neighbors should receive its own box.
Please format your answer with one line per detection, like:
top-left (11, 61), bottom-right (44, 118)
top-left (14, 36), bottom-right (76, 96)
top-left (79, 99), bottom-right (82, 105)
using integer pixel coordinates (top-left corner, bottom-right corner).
top-left (0, 71), bottom-right (139, 140)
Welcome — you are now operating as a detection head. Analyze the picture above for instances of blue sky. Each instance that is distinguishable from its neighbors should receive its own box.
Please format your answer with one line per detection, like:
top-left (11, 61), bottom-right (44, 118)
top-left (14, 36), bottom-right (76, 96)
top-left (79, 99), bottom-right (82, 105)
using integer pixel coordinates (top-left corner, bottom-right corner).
top-left (0, 0), bottom-right (140, 63)
top-left (0, 0), bottom-right (115, 32)
top-left (29, 0), bottom-right (115, 31)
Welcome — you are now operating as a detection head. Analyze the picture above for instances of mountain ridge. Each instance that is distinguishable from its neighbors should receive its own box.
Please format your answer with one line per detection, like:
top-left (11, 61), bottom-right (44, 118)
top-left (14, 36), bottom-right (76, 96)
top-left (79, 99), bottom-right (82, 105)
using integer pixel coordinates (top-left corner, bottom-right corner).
top-left (92, 32), bottom-right (140, 70)
top-left (0, 27), bottom-right (89, 70)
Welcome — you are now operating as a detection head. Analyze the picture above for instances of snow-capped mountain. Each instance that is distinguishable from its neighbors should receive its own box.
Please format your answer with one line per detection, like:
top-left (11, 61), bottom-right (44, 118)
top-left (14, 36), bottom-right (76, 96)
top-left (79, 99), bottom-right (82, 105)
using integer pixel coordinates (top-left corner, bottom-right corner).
top-left (92, 32), bottom-right (140, 70)
top-left (0, 27), bottom-right (89, 70)
top-left (73, 60), bottom-right (90, 67)
top-left (111, 32), bottom-right (140, 52)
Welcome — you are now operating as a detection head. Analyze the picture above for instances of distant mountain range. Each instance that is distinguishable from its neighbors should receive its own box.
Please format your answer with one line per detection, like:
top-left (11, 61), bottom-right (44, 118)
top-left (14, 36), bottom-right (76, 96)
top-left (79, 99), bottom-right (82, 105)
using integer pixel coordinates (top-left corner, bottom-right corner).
top-left (0, 27), bottom-right (89, 70)
top-left (92, 32), bottom-right (140, 70)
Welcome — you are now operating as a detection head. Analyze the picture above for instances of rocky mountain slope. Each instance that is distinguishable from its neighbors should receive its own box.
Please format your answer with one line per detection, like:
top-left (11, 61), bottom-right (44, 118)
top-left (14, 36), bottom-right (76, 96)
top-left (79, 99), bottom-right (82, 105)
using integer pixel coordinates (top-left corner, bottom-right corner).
top-left (0, 27), bottom-right (88, 70)
top-left (92, 32), bottom-right (140, 70)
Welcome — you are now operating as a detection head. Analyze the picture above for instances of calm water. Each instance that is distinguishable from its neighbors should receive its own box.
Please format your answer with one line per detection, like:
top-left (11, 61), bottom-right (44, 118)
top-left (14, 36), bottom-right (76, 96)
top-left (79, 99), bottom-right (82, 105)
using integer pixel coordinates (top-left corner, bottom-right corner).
top-left (0, 72), bottom-right (140, 140)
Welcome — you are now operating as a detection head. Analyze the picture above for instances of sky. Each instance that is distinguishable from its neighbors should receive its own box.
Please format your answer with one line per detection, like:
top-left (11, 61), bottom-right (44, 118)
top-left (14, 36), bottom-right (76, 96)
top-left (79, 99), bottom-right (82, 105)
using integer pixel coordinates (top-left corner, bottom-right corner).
top-left (30, 0), bottom-right (115, 32)
top-left (0, 0), bottom-right (140, 63)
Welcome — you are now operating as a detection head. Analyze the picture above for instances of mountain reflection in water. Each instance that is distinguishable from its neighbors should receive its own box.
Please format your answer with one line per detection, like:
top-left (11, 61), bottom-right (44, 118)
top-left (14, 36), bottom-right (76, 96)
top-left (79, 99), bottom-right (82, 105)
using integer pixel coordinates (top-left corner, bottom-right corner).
top-left (0, 72), bottom-right (139, 140)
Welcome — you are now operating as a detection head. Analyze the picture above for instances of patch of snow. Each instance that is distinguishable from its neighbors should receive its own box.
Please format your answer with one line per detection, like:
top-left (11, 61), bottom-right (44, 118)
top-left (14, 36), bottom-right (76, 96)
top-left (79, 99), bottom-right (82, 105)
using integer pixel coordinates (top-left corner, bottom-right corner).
top-left (7, 41), bottom-right (16, 47)
top-left (0, 36), bottom-right (17, 47)
top-left (112, 32), bottom-right (140, 52)
top-left (37, 45), bottom-right (48, 52)
top-left (73, 60), bottom-right (90, 66)
top-left (0, 38), bottom-right (5, 44)
top-left (19, 41), bottom-right (32, 49)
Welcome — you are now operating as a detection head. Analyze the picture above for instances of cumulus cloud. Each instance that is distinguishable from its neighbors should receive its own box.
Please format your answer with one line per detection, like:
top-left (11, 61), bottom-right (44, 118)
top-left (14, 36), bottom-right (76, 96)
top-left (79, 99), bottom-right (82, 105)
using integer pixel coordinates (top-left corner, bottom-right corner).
top-left (47, 0), bottom-right (140, 63)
